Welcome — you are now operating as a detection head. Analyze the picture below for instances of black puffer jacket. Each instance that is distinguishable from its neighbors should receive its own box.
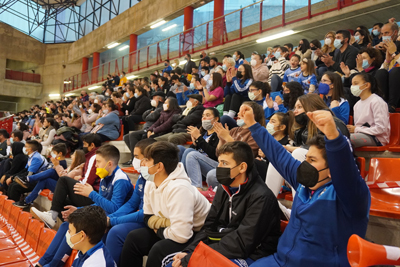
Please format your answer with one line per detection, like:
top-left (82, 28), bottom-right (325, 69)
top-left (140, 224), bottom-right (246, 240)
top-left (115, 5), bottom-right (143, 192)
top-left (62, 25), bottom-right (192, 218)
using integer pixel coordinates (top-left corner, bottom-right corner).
top-left (180, 165), bottom-right (281, 266)
top-left (190, 130), bottom-right (219, 161)
top-left (171, 105), bottom-right (205, 133)
top-left (5, 142), bottom-right (28, 177)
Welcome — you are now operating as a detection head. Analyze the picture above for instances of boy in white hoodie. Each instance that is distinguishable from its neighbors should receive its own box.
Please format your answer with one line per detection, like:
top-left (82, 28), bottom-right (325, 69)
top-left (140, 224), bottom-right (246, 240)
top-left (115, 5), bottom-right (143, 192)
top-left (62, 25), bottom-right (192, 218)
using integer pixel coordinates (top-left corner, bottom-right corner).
top-left (119, 141), bottom-right (210, 267)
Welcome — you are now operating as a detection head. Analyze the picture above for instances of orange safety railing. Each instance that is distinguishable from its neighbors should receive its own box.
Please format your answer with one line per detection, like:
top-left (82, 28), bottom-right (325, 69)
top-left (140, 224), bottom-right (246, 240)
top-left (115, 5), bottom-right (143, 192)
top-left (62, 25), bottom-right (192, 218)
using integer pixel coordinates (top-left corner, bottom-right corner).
top-left (63, 0), bottom-right (367, 93)
top-left (6, 70), bottom-right (41, 83)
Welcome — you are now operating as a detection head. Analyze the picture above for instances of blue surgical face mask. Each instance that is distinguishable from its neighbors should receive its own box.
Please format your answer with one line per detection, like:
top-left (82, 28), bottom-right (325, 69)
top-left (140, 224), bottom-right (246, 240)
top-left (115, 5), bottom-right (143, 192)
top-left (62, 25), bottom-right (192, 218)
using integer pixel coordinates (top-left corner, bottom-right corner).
top-left (318, 83), bottom-right (331, 95)
top-left (9, 138), bottom-right (13, 144)
top-left (354, 35), bottom-right (360, 42)
top-left (222, 65), bottom-right (227, 72)
top-left (208, 79), bottom-right (213, 86)
top-left (236, 119), bottom-right (245, 127)
top-left (189, 83), bottom-right (195, 90)
top-left (382, 35), bottom-right (391, 42)
top-left (266, 51), bottom-right (271, 56)
top-left (134, 93), bottom-right (139, 98)
top-left (372, 29), bottom-right (379, 36)
top-left (362, 59), bottom-right (371, 69)
top-left (334, 39), bottom-right (343, 49)
top-left (126, 92), bottom-right (130, 97)
top-left (201, 71), bottom-right (206, 77)
top-left (274, 51), bottom-right (281, 59)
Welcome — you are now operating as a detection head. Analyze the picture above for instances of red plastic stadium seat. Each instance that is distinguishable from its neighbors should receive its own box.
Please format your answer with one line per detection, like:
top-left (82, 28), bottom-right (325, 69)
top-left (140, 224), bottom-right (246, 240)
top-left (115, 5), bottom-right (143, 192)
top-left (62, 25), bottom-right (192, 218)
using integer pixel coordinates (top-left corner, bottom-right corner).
top-left (115, 124), bottom-right (124, 141)
top-left (15, 212), bottom-right (32, 239)
top-left (24, 219), bottom-right (44, 252)
top-left (121, 167), bottom-right (139, 174)
top-left (0, 247), bottom-right (27, 265)
top-left (355, 113), bottom-right (400, 152)
top-left (39, 189), bottom-right (51, 197)
top-left (367, 158), bottom-right (400, 219)
top-left (348, 115), bottom-right (353, 126)
top-left (138, 121), bottom-right (145, 125)
top-left (36, 228), bottom-right (57, 258)
top-left (7, 205), bottom-right (21, 229)
top-left (356, 157), bottom-right (366, 179)
top-left (280, 220), bottom-right (289, 233)
top-left (186, 141), bottom-right (193, 145)
top-left (64, 249), bottom-right (78, 267)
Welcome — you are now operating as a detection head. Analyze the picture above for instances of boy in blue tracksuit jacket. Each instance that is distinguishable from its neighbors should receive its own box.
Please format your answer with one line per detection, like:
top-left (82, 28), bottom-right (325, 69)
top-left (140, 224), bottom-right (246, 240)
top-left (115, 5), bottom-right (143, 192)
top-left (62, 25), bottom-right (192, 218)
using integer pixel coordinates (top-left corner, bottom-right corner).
top-left (67, 206), bottom-right (116, 267)
top-left (239, 107), bottom-right (370, 267)
top-left (34, 144), bottom-right (133, 267)
top-left (105, 138), bottom-right (156, 264)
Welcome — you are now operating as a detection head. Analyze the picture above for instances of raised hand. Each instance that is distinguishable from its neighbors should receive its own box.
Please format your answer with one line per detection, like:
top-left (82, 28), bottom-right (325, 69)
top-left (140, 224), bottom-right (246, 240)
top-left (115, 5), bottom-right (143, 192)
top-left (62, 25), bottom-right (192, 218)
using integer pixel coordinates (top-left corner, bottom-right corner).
top-left (265, 94), bottom-right (274, 109)
top-left (275, 95), bottom-right (283, 106)
top-left (238, 105), bottom-right (257, 127)
top-left (214, 122), bottom-right (231, 141)
top-left (307, 110), bottom-right (339, 140)
top-left (340, 62), bottom-right (350, 78)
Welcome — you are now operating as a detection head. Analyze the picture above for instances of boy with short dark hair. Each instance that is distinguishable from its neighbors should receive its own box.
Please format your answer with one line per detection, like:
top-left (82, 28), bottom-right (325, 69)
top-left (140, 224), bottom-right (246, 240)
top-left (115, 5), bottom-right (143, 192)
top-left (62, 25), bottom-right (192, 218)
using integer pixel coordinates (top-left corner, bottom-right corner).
top-left (14, 143), bottom-right (68, 208)
top-left (119, 141), bottom-right (210, 267)
top-left (7, 140), bottom-right (48, 201)
top-left (170, 141), bottom-right (281, 267)
top-left (33, 143), bottom-right (133, 267)
top-left (67, 206), bottom-right (116, 267)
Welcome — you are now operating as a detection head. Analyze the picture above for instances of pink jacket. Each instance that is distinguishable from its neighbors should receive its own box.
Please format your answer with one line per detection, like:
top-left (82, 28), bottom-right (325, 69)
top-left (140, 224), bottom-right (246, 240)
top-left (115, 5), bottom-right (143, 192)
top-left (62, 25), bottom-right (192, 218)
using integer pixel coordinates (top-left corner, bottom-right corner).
top-left (251, 63), bottom-right (269, 83)
top-left (55, 163), bottom-right (84, 179)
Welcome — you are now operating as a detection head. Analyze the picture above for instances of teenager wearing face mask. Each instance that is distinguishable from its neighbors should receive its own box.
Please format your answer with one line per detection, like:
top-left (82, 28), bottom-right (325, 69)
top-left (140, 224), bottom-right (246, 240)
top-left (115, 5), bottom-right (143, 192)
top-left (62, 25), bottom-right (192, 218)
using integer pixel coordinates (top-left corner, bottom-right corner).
top-left (199, 72), bottom-right (224, 108)
top-left (340, 48), bottom-right (383, 110)
top-left (372, 22), bottom-right (383, 46)
top-left (298, 58), bottom-right (318, 94)
top-left (288, 94), bottom-right (349, 153)
top-left (105, 139), bottom-right (156, 265)
top-left (33, 144), bottom-right (132, 267)
top-left (267, 46), bottom-right (290, 92)
top-left (233, 50), bottom-right (245, 68)
top-left (352, 29), bottom-right (370, 50)
top-left (242, 107), bottom-right (370, 267)
top-left (318, 72), bottom-right (350, 124)
top-left (65, 206), bottom-right (116, 266)
top-left (223, 64), bottom-right (254, 119)
top-left (322, 30), bottom-right (359, 74)
top-left (80, 103), bottom-right (101, 133)
top-left (178, 108), bottom-right (220, 190)
top-left (295, 39), bottom-right (312, 61)
top-left (169, 141), bottom-right (280, 267)
top-left (40, 117), bottom-right (58, 156)
top-left (347, 73), bottom-right (390, 148)
top-left (251, 53), bottom-right (270, 83)
top-left (120, 141), bottom-right (210, 267)
top-left (146, 97), bottom-right (181, 139)
top-left (205, 102), bottom-right (265, 189)
top-left (122, 86), bottom-right (152, 134)
top-left (162, 59), bottom-right (173, 75)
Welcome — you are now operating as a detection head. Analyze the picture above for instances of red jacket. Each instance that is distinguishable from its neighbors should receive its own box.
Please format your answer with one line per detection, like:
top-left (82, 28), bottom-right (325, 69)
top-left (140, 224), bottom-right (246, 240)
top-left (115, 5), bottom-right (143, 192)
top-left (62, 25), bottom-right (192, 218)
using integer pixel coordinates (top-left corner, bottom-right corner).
top-left (81, 146), bottom-right (100, 191)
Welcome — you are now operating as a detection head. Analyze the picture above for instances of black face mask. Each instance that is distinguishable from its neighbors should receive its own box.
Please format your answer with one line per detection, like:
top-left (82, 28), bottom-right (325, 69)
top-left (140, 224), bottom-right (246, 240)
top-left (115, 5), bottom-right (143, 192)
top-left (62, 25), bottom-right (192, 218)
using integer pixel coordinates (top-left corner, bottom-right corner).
top-left (216, 164), bottom-right (240, 186)
top-left (296, 161), bottom-right (330, 188)
top-left (295, 112), bottom-right (308, 126)
top-left (200, 54), bottom-right (204, 59)
top-left (236, 72), bottom-right (243, 79)
top-left (81, 94), bottom-right (84, 96)
top-left (83, 147), bottom-right (89, 154)
top-left (283, 93), bottom-right (290, 104)
top-left (310, 47), bottom-right (317, 51)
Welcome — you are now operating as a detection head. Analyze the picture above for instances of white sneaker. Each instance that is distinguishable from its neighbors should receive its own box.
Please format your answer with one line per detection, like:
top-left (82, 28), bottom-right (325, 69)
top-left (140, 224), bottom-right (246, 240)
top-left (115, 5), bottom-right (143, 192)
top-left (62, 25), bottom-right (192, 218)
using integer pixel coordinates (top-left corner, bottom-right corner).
top-left (30, 207), bottom-right (56, 228)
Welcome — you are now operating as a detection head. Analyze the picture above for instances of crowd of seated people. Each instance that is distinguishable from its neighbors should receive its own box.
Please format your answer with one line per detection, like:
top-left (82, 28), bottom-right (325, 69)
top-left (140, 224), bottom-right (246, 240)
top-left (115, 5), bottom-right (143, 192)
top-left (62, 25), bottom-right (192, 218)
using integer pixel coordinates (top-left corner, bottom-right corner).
top-left (0, 17), bottom-right (399, 267)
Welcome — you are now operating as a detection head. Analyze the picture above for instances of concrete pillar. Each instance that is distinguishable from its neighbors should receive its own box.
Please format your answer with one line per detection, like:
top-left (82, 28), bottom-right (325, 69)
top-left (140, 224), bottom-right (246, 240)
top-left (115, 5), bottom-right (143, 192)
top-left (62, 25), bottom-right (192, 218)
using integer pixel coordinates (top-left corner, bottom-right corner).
top-left (92, 52), bottom-right (99, 83)
top-left (183, 6), bottom-right (194, 55)
top-left (129, 34), bottom-right (138, 72)
top-left (81, 57), bottom-right (89, 86)
top-left (213, 0), bottom-right (225, 46)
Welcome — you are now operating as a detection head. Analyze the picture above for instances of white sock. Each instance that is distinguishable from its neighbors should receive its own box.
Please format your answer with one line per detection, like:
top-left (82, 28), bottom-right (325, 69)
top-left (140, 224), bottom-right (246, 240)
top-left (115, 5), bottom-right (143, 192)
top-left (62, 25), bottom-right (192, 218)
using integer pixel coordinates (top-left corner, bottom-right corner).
top-left (223, 111), bottom-right (228, 116)
top-left (227, 110), bottom-right (236, 118)
top-left (49, 210), bottom-right (58, 221)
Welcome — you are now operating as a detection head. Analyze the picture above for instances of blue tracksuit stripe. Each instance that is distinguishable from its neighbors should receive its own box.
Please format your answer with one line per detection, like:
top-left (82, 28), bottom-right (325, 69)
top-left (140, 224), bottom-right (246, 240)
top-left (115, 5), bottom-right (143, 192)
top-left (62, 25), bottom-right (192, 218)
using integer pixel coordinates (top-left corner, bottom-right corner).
top-left (248, 123), bottom-right (370, 267)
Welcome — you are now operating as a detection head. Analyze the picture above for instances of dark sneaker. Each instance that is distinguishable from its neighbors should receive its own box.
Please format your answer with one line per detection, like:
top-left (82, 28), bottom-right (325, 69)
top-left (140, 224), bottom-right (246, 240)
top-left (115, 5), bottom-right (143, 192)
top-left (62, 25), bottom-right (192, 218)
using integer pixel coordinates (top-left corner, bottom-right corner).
top-left (122, 159), bottom-right (132, 166)
top-left (15, 176), bottom-right (29, 189)
top-left (13, 200), bottom-right (30, 209)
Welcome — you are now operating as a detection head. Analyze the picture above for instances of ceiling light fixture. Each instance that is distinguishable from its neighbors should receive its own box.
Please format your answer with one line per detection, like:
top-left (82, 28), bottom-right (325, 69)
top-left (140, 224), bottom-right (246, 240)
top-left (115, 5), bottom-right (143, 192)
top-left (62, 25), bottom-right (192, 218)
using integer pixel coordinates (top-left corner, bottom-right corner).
top-left (256, 30), bottom-right (296, 43)
top-left (88, 86), bottom-right (101, 90)
top-left (107, 42), bottom-right (120, 49)
top-left (150, 20), bottom-right (167, 29)
top-left (162, 24), bottom-right (177, 31)
top-left (118, 45), bottom-right (130, 51)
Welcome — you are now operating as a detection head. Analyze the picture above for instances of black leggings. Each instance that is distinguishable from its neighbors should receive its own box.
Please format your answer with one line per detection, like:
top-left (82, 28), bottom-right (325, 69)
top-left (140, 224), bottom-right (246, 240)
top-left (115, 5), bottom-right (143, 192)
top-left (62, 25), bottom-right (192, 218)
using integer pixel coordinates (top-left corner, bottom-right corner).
top-left (120, 227), bottom-right (196, 267)
top-left (223, 94), bottom-right (247, 114)
top-left (123, 130), bottom-right (146, 158)
top-left (50, 176), bottom-right (94, 213)
top-left (122, 115), bottom-right (144, 135)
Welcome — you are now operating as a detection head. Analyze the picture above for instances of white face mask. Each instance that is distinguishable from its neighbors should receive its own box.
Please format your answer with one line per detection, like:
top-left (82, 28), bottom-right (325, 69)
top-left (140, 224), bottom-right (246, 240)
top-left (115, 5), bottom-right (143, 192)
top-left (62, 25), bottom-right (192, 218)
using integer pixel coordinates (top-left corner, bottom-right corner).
top-left (163, 104), bottom-right (168, 111)
top-left (350, 83), bottom-right (367, 97)
top-left (232, 54), bottom-right (237, 60)
top-left (250, 59), bottom-right (257, 67)
top-left (105, 92), bottom-right (110, 96)
top-left (325, 38), bottom-right (332, 46)
top-left (141, 165), bottom-right (157, 182)
top-left (103, 109), bottom-right (109, 114)
top-left (66, 231), bottom-right (83, 249)
top-left (248, 91), bottom-right (259, 101)
top-left (266, 123), bottom-right (278, 136)
top-left (94, 99), bottom-right (99, 104)
top-left (186, 101), bottom-right (193, 108)
top-left (151, 99), bottom-right (158, 108)
top-left (88, 109), bottom-right (93, 114)
top-left (132, 158), bottom-right (141, 172)
top-left (51, 152), bottom-right (57, 159)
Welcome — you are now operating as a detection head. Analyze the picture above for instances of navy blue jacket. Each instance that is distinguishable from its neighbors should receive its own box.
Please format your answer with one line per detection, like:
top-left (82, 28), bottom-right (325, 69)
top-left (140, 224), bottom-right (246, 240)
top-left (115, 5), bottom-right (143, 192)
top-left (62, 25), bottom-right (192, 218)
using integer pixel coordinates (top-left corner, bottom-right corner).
top-left (248, 123), bottom-right (370, 267)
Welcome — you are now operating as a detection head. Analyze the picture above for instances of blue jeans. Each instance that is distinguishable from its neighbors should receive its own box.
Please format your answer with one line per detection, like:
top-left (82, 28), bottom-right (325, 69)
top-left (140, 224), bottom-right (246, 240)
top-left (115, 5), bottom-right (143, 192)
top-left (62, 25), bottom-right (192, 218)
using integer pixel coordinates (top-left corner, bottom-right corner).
top-left (184, 151), bottom-right (218, 188)
top-left (178, 145), bottom-right (189, 162)
top-left (105, 222), bottom-right (146, 265)
top-left (39, 222), bottom-right (72, 267)
top-left (25, 168), bottom-right (60, 204)
top-left (271, 75), bottom-right (283, 92)
top-left (165, 257), bottom-right (254, 267)
top-left (220, 115), bottom-right (238, 130)
top-left (25, 179), bottom-right (58, 204)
